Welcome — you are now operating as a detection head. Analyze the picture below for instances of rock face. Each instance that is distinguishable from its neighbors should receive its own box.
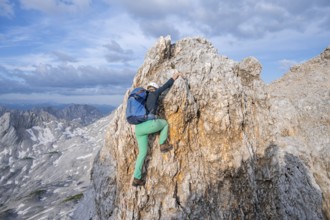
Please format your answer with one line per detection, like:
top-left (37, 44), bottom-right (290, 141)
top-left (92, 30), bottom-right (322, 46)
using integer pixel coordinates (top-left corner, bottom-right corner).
top-left (91, 37), bottom-right (329, 220)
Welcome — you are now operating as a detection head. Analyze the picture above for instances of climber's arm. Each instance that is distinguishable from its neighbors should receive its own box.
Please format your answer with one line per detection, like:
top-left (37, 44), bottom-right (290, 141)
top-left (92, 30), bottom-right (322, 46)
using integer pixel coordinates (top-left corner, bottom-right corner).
top-left (155, 70), bottom-right (182, 96)
top-left (155, 78), bottom-right (174, 96)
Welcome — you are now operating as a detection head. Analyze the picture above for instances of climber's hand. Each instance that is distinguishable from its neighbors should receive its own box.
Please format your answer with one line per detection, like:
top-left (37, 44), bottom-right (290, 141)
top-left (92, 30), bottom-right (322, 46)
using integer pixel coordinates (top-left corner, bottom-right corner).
top-left (172, 70), bottom-right (182, 80)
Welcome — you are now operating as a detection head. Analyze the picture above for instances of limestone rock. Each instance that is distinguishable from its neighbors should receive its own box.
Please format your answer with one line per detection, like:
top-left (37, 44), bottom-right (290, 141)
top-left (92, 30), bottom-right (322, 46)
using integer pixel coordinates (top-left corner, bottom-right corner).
top-left (321, 45), bottom-right (330, 60)
top-left (91, 37), bottom-right (329, 219)
top-left (267, 46), bottom-right (330, 219)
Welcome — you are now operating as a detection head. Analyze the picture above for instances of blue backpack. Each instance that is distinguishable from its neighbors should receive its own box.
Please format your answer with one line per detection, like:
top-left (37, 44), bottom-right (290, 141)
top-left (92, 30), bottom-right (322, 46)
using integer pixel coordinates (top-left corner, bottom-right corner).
top-left (126, 87), bottom-right (149, 124)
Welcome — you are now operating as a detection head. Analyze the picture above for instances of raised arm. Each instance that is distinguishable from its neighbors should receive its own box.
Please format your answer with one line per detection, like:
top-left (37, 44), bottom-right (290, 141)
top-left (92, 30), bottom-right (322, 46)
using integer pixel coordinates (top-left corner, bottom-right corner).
top-left (155, 70), bottom-right (182, 95)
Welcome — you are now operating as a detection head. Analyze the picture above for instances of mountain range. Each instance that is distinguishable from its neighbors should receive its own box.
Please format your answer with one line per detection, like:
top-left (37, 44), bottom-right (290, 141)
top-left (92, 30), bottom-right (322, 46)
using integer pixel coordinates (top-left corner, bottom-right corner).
top-left (0, 104), bottom-right (112, 219)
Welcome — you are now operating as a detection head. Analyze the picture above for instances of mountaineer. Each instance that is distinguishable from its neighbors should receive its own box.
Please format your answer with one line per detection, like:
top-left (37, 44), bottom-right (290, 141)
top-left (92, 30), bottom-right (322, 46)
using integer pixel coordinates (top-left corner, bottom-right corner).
top-left (127, 70), bottom-right (182, 187)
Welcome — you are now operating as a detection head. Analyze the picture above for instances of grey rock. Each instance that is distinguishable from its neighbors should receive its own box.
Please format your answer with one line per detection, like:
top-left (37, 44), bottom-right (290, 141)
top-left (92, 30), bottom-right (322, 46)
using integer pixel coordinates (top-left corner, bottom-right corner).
top-left (321, 45), bottom-right (330, 60)
top-left (90, 36), bottom-right (329, 220)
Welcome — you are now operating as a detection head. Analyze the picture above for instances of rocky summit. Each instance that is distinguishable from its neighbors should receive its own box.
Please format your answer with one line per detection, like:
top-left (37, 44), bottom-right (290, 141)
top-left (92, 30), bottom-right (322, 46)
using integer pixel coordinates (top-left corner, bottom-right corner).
top-left (88, 36), bottom-right (330, 220)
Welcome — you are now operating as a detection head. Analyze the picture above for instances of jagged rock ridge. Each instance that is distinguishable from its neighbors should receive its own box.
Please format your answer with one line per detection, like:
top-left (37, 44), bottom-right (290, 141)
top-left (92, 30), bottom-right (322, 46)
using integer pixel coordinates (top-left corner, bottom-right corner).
top-left (39, 104), bottom-right (105, 125)
top-left (91, 37), bottom-right (329, 219)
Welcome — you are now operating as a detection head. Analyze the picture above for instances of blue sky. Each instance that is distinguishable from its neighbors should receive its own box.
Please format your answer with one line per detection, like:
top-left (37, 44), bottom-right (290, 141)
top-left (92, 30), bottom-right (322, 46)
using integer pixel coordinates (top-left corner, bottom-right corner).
top-left (0, 0), bottom-right (329, 106)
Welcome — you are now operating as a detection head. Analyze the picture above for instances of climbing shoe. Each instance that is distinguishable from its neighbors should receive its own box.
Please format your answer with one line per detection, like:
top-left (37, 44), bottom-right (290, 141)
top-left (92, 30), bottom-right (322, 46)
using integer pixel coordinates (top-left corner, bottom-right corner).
top-left (160, 143), bottom-right (173, 153)
top-left (132, 178), bottom-right (145, 187)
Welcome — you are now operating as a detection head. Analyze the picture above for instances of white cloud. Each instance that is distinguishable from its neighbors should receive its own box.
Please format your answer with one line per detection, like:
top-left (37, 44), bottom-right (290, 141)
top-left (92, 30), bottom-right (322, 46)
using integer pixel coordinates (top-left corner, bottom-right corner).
top-left (102, 0), bottom-right (330, 40)
top-left (104, 40), bottom-right (135, 63)
top-left (279, 59), bottom-right (303, 71)
top-left (103, 0), bottom-right (191, 18)
top-left (0, 0), bottom-right (14, 18)
top-left (51, 51), bottom-right (77, 63)
top-left (1, 53), bottom-right (55, 70)
top-left (0, 62), bottom-right (135, 96)
top-left (20, 0), bottom-right (92, 14)
top-left (139, 19), bottom-right (180, 39)
top-left (0, 93), bottom-right (124, 105)
top-left (1, 0), bottom-right (330, 104)
top-left (0, 8), bottom-right (148, 99)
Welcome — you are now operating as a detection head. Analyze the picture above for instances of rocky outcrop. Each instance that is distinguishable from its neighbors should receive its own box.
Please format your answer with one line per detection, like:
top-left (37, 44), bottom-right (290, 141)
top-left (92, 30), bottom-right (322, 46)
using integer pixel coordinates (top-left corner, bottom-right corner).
top-left (267, 45), bottom-right (330, 219)
top-left (91, 37), bottom-right (329, 219)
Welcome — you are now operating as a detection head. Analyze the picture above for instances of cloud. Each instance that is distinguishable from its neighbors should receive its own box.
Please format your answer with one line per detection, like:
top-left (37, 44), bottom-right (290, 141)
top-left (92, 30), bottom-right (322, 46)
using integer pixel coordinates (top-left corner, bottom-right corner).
top-left (0, 7), bottom-right (146, 100)
top-left (104, 0), bottom-right (330, 39)
top-left (0, 64), bottom-right (135, 95)
top-left (0, 92), bottom-right (125, 105)
top-left (0, 0), bottom-right (14, 18)
top-left (1, 0), bottom-right (329, 105)
top-left (279, 59), bottom-right (303, 71)
top-left (104, 40), bottom-right (135, 63)
top-left (103, 0), bottom-right (192, 39)
top-left (20, 0), bottom-right (92, 14)
top-left (190, 0), bottom-right (330, 38)
top-left (104, 0), bottom-right (191, 19)
top-left (0, 66), bottom-right (27, 94)
top-left (52, 51), bottom-right (77, 63)
top-left (139, 20), bottom-right (180, 39)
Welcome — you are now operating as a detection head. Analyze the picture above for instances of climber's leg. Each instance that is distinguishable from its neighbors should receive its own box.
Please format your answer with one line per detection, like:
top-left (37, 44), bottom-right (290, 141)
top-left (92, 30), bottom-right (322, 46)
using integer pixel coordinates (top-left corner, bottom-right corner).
top-left (133, 119), bottom-right (171, 179)
top-left (136, 119), bottom-right (168, 144)
top-left (156, 119), bottom-right (168, 145)
top-left (141, 119), bottom-right (173, 152)
top-left (133, 132), bottom-right (148, 180)
top-left (136, 119), bottom-right (167, 135)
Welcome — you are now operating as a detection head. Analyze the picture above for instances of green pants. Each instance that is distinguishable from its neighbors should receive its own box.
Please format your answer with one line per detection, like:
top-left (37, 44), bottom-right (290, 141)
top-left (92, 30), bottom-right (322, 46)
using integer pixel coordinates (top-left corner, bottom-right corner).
top-left (133, 119), bottom-right (168, 179)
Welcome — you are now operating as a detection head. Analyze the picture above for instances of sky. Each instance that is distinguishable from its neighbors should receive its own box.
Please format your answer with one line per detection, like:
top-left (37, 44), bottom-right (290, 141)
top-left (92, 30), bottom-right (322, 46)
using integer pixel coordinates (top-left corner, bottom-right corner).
top-left (0, 0), bottom-right (329, 106)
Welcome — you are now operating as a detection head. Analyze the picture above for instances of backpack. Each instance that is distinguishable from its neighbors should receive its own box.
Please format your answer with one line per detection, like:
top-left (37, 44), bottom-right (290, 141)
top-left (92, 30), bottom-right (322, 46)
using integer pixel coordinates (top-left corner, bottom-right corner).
top-left (126, 87), bottom-right (149, 124)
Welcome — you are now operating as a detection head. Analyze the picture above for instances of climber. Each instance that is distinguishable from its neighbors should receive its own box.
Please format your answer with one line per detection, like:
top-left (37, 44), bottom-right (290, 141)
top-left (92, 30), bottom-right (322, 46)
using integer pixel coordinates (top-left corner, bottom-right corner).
top-left (132, 70), bottom-right (182, 187)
